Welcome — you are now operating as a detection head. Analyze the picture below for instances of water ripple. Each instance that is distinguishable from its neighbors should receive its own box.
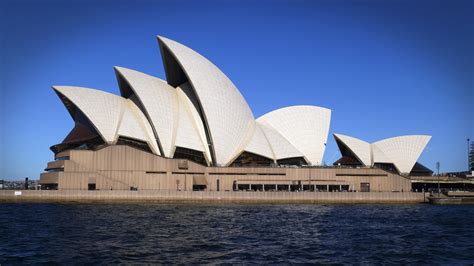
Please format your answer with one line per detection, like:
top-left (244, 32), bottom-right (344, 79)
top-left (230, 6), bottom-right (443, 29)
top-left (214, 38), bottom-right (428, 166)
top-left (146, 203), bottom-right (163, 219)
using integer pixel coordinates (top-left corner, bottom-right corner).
top-left (0, 203), bottom-right (473, 264)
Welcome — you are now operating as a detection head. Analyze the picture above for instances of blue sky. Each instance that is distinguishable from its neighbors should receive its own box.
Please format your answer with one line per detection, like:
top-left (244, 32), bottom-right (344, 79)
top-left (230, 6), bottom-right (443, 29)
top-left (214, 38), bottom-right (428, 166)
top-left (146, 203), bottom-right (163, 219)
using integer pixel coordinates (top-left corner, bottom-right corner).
top-left (0, 0), bottom-right (472, 180)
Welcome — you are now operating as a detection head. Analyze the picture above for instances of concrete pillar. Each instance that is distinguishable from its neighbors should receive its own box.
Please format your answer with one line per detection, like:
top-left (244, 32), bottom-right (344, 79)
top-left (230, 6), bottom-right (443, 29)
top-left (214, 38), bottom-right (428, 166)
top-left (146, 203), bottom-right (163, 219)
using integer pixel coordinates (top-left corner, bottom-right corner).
top-left (262, 184), bottom-right (265, 192)
top-left (275, 184), bottom-right (278, 191)
top-left (339, 185), bottom-right (342, 192)
top-left (249, 184), bottom-right (252, 191)
top-left (327, 184), bottom-right (329, 192)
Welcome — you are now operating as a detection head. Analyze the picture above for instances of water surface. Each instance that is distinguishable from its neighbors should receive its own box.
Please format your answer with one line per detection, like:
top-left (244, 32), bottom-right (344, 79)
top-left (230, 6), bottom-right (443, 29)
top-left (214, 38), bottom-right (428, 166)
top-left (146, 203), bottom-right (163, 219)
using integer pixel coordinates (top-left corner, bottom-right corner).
top-left (0, 203), bottom-right (473, 264)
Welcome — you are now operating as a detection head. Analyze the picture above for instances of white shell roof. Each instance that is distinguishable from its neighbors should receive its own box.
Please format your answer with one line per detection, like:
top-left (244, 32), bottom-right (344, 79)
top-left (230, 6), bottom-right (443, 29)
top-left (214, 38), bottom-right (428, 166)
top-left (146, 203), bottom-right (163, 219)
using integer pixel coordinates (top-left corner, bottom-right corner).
top-left (175, 86), bottom-right (212, 163)
top-left (241, 123), bottom-right (275, 160)
top-left (258, 122), bottom-right (304, 160)
top-left (54, 86), bottom-right (160, 155)
top-left (52, 36), bottom-right (436, 173)
top-left (54, 86), bottom-right (123, 144)
top-left (333, 133), bottom-right (371, 166)
top-left (373, 135), bottom-right (431, 174)
top-left (158, 36), bottom-right (255, 166)
top-left (114, 66), bottom-right (178, 157)
top-left (54, 36), bottom-right (339, 167)
top-left (333, 133), bottom-right (431, 174)
top-left (257, 106), bottom-right (331, 165)
top-left (371, 144), bottom-right (392, 164)
top-left (118, 100), bottom-right (160, 155)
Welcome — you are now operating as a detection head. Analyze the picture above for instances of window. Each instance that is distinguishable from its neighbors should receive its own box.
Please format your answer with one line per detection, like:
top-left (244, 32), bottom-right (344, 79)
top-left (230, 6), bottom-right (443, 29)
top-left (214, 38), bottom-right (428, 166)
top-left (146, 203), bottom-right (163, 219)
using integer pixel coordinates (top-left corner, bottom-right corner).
top-left (251, 184), bottom-right (263, 191)
top-left (173, 147), bottom-right (207, 166)
top-left (277, 157), bottom-right (307, 166)
top-left (193, 185), bottom-right (207, 191)
top-left (237, 184), bottom-right (250, 191)
top-left (316, 185), bottom-right (328, 192)
top-left (230, 152), bottom-right (274, 167)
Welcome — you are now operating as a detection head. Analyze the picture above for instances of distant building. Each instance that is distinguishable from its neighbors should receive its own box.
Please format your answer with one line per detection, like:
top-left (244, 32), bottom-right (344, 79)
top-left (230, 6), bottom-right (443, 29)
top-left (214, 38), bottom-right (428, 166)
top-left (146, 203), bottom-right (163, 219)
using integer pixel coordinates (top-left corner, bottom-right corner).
top-left (40, 36), bottom-right (432, 192)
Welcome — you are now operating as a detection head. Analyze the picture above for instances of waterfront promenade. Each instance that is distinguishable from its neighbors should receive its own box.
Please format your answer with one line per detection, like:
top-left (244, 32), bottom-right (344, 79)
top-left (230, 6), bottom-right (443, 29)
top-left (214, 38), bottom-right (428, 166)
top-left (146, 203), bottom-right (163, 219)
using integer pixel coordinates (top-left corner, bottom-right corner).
top-left (0, 190), bottom-right (426, 204)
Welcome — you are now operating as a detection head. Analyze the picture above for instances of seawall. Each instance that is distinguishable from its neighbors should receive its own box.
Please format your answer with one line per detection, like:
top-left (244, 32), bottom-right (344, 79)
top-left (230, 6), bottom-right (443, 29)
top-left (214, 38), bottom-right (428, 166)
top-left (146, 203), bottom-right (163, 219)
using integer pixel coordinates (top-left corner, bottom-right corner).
top-left (0, 190), bottom-right (427, 204)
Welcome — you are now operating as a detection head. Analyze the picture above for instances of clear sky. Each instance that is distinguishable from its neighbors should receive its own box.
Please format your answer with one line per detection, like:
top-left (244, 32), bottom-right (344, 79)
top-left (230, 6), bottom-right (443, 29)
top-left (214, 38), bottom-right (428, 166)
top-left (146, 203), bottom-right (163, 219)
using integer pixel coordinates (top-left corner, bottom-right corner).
top-left (0, 0), bottom-right (472, 180)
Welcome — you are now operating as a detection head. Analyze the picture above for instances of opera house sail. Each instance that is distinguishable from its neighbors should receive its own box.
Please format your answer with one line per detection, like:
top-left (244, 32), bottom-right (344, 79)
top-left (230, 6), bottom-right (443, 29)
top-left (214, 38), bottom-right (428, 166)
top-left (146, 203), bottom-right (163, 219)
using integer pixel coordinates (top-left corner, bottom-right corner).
top-left (333, 134), bottom-right (432, 176)
top-left (40, 36), bottom-right (431, 192)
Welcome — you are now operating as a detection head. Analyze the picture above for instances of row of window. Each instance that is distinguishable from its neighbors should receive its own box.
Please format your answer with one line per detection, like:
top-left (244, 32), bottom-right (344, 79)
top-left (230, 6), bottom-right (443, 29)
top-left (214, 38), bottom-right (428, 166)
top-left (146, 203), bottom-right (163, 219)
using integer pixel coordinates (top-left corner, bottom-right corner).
top-left (234, 184), bottom-right (354, 192)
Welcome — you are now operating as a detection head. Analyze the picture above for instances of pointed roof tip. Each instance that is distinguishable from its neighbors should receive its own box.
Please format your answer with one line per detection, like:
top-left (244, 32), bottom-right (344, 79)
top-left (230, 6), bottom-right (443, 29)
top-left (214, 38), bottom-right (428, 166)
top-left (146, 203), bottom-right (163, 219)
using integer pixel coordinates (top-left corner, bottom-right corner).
top-left (333, 133), bottom-right (350, 139)
top-left (113, 66), bottom-right (167, 82)
top-left (156, 36), bottom-right (166, 49)
top-left (114, 66), bottom-right (131, 74)
top-left (113, 66), bottom-right (123, 75)
top-left (114, 66), bottom-right (142, 73)
top-left (411, 134), bottom-right (432, 141)
top-left (333, 133), bottom-right (347, 140)
top-left (51, 86), bottom-right (120, 98)
top-left (53, 86), bottom-right (87, 96)
top-left (51, 86), bottom-right (64, 94)
top-left (52, 85), bottom-right (70, 92)
top-left (156, 35), bottom-right (180, 46)
top-left (52, 85), bottom-right (82, 91)
top-left (114, 66), bottom-right (153, 78)
top-left (156, 35), bottom-right (169, 42)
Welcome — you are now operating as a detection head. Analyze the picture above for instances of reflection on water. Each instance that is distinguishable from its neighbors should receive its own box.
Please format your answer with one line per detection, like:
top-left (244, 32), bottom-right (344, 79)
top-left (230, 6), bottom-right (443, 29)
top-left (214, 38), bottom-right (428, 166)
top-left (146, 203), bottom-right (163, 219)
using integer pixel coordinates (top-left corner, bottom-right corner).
top-left (0, 203), bottom-right (473, 264)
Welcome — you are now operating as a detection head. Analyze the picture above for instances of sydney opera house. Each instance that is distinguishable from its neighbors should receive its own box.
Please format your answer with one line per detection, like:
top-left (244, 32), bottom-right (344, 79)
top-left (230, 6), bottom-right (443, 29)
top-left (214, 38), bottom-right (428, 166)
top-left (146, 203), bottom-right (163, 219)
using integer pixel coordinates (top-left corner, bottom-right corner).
top-left (40, 36), bottom-right (432, 192)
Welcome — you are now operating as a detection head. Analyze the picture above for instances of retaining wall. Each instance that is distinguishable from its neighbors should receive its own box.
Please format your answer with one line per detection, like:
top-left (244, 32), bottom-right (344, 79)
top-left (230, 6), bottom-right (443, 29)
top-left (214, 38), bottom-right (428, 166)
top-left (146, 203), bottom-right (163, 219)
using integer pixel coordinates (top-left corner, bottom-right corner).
top-left (0, 190), bottom-right (427, 204)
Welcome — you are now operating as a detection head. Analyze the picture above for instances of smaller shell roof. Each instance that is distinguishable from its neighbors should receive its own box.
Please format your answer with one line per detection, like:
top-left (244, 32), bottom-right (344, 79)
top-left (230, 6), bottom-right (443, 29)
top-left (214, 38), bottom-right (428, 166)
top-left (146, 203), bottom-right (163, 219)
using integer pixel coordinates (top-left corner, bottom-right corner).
top-left (333, 133), bottom-right (431, 174)
top-left (54, 86), bottom-right (123, 144)
top-left (257, 105), bottom-right (331, 165)
top-left (114, 67), bottom-right (213, 164)
top-left (333, 133), bottom-right (371, 166)
top-left (114, 66), bottom-right (179, 157)
top-left (53, 86), bottom-right (160, 155)
top-left (258, 122), bottom-right (304, 160)
top-left (241, 123), bottom-right (275, 161)
top-left (373, 135), bottom-right (431, 174)
top-left (174, 86), bottom-right (212, 164)
top-left (371, 145), bottom-right (391, 164)
top-left (118, 99), bottom-right (159, 155)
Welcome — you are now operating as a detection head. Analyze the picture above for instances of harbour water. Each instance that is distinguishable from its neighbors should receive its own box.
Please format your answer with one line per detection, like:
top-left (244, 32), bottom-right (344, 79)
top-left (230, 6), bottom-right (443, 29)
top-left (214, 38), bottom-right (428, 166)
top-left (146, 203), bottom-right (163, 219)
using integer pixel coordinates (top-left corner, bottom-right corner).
top-left (1, 203), bottom-right (473, 264)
